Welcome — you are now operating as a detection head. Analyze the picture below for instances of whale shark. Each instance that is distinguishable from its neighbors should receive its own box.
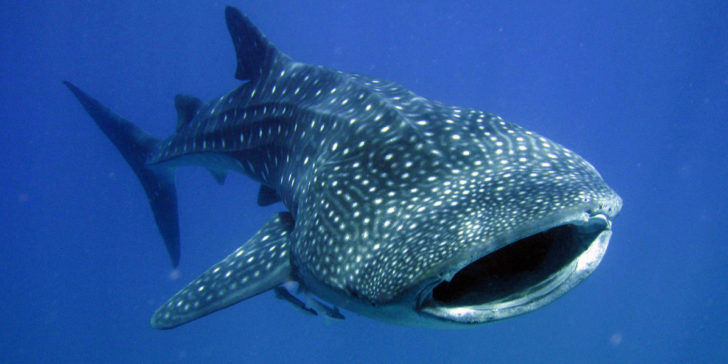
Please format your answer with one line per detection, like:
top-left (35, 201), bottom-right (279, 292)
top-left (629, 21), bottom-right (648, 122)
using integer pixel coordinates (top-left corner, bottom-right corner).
top-left (64, 6), bottom-right (622, 329)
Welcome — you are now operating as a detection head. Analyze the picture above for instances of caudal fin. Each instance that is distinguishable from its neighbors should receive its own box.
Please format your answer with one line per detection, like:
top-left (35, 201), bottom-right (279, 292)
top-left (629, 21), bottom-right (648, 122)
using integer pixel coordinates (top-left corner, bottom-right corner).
top-left (63, 81), bottom-right (181, 267)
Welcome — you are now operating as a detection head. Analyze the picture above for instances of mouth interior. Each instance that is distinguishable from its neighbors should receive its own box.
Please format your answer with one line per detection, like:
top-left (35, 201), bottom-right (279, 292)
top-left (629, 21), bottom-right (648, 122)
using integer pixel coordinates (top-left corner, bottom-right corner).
top-left (430, 220), bottom-right (607, 307)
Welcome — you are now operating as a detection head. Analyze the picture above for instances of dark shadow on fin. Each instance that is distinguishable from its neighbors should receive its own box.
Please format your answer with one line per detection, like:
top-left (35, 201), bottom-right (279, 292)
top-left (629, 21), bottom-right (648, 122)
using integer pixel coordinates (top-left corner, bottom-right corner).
top-left (257, 184), bottom-right (281, 206)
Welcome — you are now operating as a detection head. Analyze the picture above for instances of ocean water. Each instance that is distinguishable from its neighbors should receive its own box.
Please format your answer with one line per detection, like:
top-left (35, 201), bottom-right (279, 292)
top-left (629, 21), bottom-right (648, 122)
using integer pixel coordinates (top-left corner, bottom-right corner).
top-left (2, 1), bottom-right (726, 363)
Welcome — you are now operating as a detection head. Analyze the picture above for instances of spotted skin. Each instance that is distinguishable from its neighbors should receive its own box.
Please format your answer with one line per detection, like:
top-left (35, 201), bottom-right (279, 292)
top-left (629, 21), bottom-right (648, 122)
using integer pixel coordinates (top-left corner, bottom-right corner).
top-left (66, 7), bottom-right (621, 329)
top-left (151, 212), bottom-right (294, 329)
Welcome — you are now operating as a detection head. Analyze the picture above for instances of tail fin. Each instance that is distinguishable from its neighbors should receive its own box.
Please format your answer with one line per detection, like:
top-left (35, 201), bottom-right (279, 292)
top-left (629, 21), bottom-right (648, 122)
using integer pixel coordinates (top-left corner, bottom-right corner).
top-left (63, 81), bottom-right (181, 267)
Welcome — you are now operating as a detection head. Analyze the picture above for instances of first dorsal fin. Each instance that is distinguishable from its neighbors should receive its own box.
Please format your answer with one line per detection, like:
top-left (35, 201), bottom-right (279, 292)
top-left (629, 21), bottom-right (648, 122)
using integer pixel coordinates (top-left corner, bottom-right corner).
top-left (225, 6), bottom-right (290, 81)
top-left (174, 94), bottom-right (203, 131)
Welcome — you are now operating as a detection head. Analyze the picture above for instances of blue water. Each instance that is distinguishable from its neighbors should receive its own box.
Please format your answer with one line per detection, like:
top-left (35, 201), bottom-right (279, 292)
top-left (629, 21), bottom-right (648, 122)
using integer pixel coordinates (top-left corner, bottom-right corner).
top-left (2, 1), bottom-right (726, 363)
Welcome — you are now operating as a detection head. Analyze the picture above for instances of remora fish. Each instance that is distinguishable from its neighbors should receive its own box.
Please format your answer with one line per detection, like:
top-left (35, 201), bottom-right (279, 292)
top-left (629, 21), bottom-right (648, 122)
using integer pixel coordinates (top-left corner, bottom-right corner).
top-left (64, 6), bottom-right (622, 329)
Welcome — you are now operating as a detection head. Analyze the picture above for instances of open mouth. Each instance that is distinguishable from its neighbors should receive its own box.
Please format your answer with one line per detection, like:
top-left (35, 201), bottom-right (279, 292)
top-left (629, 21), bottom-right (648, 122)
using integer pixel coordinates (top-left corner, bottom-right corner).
top-left (418, 213), bottom-right (612, 324)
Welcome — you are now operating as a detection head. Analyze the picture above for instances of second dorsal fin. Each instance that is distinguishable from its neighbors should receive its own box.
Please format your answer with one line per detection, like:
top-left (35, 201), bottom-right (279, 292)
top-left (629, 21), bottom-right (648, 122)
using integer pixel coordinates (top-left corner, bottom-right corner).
top-left (174, 94), bottom-right (203, 131)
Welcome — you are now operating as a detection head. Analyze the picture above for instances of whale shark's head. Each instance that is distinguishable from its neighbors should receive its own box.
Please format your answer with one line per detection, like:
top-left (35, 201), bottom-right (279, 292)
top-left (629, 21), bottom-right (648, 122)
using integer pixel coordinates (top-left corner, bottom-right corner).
top-left (294, 107), bottom-right (622, 327)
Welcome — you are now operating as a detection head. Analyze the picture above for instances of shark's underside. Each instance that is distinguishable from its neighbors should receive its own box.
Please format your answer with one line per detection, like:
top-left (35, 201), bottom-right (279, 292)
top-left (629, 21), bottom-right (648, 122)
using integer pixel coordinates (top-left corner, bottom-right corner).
top-left (65, 6), bottom-right (621, 329)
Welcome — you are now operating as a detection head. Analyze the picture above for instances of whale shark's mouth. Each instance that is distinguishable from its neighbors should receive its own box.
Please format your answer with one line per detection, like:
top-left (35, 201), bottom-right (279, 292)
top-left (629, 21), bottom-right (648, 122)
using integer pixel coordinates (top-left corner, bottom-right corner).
top-left (418, 213), bottom-right (612, 324)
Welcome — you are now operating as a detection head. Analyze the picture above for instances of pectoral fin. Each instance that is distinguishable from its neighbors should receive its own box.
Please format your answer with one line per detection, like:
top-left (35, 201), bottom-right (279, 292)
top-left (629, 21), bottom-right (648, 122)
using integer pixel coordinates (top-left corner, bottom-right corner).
top-left (151, 212), bottom-right (294, 329)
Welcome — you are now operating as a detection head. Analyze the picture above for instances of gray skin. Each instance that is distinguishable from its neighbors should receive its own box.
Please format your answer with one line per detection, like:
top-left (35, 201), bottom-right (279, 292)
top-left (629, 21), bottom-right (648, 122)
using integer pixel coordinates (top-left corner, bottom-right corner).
top-left (64, 7), bottom-right (621, 329)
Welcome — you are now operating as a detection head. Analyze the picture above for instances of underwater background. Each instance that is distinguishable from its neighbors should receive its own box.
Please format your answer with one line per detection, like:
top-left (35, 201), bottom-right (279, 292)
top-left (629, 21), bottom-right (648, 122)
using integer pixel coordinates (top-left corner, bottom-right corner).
top-left (2, 1), bottom-right (726, 363)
